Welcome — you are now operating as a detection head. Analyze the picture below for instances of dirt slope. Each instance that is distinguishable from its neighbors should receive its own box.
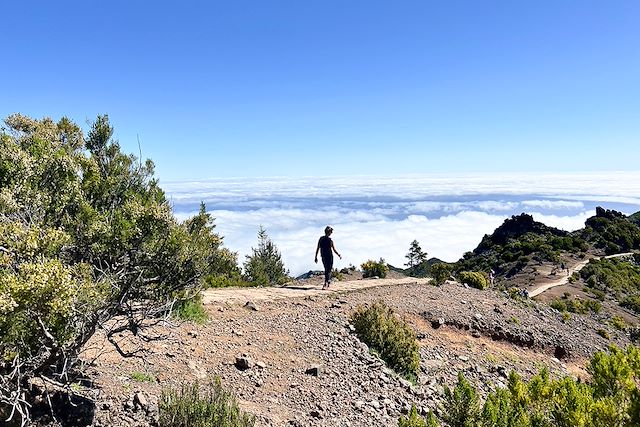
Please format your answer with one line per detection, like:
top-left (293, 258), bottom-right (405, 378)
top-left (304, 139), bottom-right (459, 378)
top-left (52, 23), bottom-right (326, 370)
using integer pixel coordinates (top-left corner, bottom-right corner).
top-left (73, 275), bottom-right (631, 427)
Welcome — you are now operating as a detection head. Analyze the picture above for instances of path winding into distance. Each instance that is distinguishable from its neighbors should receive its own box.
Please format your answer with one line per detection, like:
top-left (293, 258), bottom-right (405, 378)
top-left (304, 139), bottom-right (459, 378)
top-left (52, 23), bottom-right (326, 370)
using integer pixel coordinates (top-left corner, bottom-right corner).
top-left (201, 252), bottom-right (636, 305)
top-left (528, 252), bottom-right (635, 298)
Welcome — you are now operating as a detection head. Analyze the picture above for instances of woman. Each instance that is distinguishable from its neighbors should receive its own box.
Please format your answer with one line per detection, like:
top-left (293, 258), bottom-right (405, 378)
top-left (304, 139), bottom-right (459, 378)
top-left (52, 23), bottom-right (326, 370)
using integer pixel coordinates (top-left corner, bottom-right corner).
top-left (314, 226), bottom-right (342, 289)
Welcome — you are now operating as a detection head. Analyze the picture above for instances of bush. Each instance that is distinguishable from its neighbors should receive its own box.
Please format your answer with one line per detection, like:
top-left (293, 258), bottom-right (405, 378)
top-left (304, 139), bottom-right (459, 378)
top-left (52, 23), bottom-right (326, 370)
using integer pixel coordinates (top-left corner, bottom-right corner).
top-left (159, 377), bottom-right (255, 427)
top-left (361, 258), bottom-right (389, 278)
top-left (424, 345), bottom-right (640, 427)
top-left (457, 271), bottom-right (489, 290)
top-left (430, 263), bottom-right (452, 286)
top-left (398, 405), bottom-right (439, 427)
top-left (609, 316), bottom-right (627, 331)
top-left (351, 301), bottom-right (419, 380)
top-left (130, 371), bottom-right (156, 382)
top-left (621, 295), bottom-right (640, 314)
top-left (0, 115), bottom-right (239, 423)
top-left (173, 293), bottom-right (208, 324)
top-left (442, 372), bottom-right (480, 427)
top-left (550, 297), bottom-right (601, 314)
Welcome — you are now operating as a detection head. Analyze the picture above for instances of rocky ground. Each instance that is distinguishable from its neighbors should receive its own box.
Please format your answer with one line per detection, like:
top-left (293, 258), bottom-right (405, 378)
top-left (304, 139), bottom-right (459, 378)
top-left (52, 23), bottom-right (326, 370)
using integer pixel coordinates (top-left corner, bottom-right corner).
top-left (45, 272), bottom-right (634, 427)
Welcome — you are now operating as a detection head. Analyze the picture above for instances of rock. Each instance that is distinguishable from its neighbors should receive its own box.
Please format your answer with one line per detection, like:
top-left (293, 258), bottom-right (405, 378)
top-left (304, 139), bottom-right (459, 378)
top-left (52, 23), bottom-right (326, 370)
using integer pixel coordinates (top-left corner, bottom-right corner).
top-left (187, 330), bottom-right (198, 338)
top-left (310, 409), bottom-right (322, 418)
top-left (133, 392), bottom-right (147, 410)
top-left (244, 301), bottom-right (259, 311)
top-left (458, 355), bottom-right (469, 362)
top-left (474, 313), bottom-right (483, 321)
top-left (305, 364), bottom-right (322, 377)
top-left (431, 318), bottom-right (445, 329)
top-left (554, 345), bottom-right (569, 360)
top-left (256, 361), bottom-right (267, 369)
top-left (235, 355), bottom-right (254, 370)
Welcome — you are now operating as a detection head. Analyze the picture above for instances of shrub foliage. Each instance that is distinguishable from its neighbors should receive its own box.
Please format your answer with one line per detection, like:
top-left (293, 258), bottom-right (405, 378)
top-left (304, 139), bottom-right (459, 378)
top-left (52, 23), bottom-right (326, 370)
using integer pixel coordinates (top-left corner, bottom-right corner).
top-left (361, 258), bottom-right (389, 278)
top-left (457, 271), bottom-right (489, 290)
top-left (0, 114), bottom-right (237, 422)
top-left (412, 344), bottom-right (640, 427)
top-left (159, 377), bottom-right (255, 427)
top-left (351, 301), bottom-right (419, 379)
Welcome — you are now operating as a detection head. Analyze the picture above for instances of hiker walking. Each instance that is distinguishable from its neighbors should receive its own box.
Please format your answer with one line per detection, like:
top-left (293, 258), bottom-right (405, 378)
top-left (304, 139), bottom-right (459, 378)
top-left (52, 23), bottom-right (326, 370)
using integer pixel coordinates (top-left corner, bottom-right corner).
top-left (315, 226), bottom-right (342, 289)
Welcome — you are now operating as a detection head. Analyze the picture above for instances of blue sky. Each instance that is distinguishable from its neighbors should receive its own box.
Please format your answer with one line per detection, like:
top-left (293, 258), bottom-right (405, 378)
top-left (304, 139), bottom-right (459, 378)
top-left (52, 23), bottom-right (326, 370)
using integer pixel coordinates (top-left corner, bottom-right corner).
top-left (2, 1), bottom-right (639, 181)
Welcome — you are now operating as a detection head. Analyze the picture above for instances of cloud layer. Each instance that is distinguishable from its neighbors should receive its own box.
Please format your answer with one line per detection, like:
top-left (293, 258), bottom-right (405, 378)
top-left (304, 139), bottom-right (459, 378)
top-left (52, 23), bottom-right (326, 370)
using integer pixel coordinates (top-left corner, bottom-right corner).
top-left (166, 172), bottom-right (640, 276)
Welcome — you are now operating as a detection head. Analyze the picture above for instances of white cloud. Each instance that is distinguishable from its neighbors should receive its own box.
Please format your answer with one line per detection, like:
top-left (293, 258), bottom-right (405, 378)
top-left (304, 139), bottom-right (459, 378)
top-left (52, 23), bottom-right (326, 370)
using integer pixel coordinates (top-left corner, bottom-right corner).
top-left (522, 200), bottom-right (585, 209)
top-left (166, 172), bottom-right (640, 277)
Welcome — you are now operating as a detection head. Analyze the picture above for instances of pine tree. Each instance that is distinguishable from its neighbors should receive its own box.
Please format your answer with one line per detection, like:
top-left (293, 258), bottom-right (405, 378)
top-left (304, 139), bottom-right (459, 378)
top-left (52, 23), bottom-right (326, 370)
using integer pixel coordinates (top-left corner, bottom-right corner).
top-left (405, 240), bottom-right (428, 268)
top-left (243, 226), bottom-right (289, 286)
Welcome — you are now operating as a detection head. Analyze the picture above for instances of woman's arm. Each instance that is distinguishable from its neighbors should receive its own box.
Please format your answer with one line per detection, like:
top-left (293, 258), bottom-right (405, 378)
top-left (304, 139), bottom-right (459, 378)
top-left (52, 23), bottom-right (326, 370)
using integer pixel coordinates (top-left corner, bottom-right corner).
top-left (331, 241), bottom-right (342, 259)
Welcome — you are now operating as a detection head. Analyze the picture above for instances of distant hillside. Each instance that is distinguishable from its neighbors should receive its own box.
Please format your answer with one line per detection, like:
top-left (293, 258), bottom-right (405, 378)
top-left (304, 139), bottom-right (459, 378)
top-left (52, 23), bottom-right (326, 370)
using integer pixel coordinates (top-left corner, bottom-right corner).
top-left (455, 213), bottom-right (588, 277)
top-left (454, 207), bottom-right (640, 282)
top-left (579, 207), bottom-right (640, 254)
top-left (389, 257), bottom-right (447, 278)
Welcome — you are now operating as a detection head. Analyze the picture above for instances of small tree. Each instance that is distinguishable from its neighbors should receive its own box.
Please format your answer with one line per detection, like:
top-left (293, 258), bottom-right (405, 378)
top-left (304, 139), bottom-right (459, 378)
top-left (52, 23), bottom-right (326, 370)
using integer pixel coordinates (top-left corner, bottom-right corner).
top-left (430, 263), bottom-right (452, 286)
top-left (405, 240), bottom-right (428, 268)
top-left (243, 226), bottom-right (289, 286)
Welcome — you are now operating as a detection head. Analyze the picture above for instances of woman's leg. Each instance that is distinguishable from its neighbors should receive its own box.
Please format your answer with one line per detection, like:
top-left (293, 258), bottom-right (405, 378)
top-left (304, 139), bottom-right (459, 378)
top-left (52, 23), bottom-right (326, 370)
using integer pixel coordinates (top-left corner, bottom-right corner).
top-left (322, 258), bottom-right (333, 286)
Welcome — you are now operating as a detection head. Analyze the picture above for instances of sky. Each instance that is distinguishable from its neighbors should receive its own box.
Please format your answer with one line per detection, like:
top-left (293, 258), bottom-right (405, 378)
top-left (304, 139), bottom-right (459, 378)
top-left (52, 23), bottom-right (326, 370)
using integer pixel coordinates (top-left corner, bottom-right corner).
top-left (3, 2), bottom-right (640, 275)
top-left (2, 1), bottom-right (639, 180)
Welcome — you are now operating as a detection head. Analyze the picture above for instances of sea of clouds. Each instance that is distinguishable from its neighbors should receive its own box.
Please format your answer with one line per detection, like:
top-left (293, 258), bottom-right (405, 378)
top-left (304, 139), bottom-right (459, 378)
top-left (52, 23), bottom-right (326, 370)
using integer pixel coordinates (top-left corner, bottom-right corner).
top-left (163, 172), bottom-right (640, 277)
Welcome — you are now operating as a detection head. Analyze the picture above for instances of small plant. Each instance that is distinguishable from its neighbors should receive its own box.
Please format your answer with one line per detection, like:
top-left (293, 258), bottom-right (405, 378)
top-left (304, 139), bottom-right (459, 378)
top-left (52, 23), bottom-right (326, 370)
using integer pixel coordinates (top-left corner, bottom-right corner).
top-left (351, 301), bottom-right (420, 380)
top-left (331, 268), bottom-right (344, 281)
top-left (130, 371), bottom-right (156, 382)
top-left (457, 271), bottom-right (489, 290)
top-left (173, 293), bottom-right (208, 324)
top-left (398, 405), bottom-right (439, 427)
top-left (550, 297), bottom-right (601, 315)
top-left (430, 263), bottom-right (452, 286)
top-left (361, 258), bottom-right (389, 278)
top-left (562, 312), bottom-right (571, 322)
top-left (159, 377), bottom-right (255, 427)
top-left (509, 316), bottom-right (520, 325)
top-left (610, 316), bottom-right (627, 331)
top-left (442, 372), bottom-right (481, 427)
top-left (596, 328), bottom-right (611, 339)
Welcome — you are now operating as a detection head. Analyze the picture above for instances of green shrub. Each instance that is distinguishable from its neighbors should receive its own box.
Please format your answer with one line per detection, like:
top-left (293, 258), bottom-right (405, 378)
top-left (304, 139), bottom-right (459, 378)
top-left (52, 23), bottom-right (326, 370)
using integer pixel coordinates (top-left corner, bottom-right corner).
top-left (457, 271), bottom-right (489, 290)
top-left (426, 345), bottom-right (640, 427)
top-left (351, 301), bottom-right (419, 380)
top-left (361, 258), bottom-right (389, 278)
top-left (173, 293), bottom-right (208, 324)
top-left (159, 377), bottom-right (255, 427)
top-left (0, 115), bottom-right (239, 423)
top-left (610, 316), bottom-right (627, 331)
top-left (130, 371), bottom-right (156, 382)
top-left (550, 297), bottom-right (601, 315)
top-left (398, 405), bottom-right (439, 427)
top-left (442, 372), bottom-right (480, 427)
top-left (596, 329), bottom-right (610, 339)
top-left (430, 263), bottom-right (452, 286)
top-left (621, 295), bottom-right (640, 314)
top-left (331, 268), bottom-right (344, 281)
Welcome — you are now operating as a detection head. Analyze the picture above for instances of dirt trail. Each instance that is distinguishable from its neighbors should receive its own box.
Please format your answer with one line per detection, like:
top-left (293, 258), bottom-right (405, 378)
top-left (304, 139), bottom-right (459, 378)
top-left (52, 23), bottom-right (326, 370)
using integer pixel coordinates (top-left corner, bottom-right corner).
top-left (202, 277), bottom-right (432, 305)
top-left (529, 252), bottom-right (634, 298)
